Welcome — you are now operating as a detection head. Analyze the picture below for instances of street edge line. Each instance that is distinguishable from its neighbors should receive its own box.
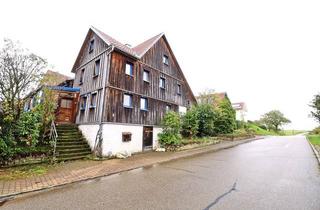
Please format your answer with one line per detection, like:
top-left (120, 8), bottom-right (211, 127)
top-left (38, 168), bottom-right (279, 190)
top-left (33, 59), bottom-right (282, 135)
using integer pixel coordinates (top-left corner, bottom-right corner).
top-left (0, 137), bottom-right (263, 202)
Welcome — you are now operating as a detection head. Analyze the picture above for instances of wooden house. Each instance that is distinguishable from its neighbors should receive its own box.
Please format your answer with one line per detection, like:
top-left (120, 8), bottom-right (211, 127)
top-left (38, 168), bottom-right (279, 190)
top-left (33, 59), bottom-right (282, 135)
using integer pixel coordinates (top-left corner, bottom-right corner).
top-left (24, 71), bottom-right (80, 124)
top-left (72, 27), bottom-right (196, 155)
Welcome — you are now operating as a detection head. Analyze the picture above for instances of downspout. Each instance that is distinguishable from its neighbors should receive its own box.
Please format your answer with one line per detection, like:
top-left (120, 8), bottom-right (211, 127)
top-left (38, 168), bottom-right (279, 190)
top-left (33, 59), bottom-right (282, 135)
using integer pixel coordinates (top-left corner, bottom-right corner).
top-left (94, 45), bottom-right (114, 157)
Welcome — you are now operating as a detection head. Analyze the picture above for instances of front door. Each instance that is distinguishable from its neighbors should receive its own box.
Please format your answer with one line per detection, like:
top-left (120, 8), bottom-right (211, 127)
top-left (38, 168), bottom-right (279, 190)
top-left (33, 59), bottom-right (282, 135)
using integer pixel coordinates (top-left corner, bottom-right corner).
top-left (56, 98), bottom-right (74, 123)
top-left (143, 126), bottom-right (153, 150)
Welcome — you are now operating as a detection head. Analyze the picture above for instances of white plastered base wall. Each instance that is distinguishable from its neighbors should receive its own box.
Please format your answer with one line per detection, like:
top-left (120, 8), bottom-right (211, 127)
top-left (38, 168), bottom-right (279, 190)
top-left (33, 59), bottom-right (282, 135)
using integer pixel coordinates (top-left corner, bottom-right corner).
top-left (79, 123), bottom-right (162, 157)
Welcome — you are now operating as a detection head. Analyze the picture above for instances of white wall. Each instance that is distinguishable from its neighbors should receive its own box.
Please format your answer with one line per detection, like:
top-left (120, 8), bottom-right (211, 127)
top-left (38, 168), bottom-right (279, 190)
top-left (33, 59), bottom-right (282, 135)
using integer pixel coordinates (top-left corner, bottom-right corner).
top-left (78, 123), bottom-right (162, 157)
top-left (78, 124), bottom-right (100, 150)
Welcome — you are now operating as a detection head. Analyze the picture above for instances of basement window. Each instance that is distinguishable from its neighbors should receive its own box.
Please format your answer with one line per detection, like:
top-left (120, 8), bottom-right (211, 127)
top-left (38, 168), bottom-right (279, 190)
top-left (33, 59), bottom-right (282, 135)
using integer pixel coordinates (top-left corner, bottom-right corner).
top-left (122, 132), bottom-right (132, 142)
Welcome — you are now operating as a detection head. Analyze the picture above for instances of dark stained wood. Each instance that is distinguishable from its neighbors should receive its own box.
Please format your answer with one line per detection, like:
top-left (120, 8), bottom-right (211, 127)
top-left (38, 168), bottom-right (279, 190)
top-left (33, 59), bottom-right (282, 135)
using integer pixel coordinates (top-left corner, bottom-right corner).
top-left (73, 31), bottom-right (196, 125)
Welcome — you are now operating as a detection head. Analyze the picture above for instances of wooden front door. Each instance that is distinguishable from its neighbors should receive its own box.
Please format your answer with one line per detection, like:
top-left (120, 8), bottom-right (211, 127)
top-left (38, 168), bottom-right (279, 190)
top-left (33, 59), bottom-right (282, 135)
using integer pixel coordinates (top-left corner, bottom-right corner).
top-left (143, 126), bottom-right (153, 150)
top-left (56, 98), bottom-right (75, 123)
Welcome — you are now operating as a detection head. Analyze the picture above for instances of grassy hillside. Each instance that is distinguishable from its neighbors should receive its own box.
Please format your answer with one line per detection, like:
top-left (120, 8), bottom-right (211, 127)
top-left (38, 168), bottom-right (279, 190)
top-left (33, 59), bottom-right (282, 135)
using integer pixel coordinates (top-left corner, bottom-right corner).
top-left (307, 135), bottom-right (320, 146)
top-left (247, 123), bottom-right (277, 135)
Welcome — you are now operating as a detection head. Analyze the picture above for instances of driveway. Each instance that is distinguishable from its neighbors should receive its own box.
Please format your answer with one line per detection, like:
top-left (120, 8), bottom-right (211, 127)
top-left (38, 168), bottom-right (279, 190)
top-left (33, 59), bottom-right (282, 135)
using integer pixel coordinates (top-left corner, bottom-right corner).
top-left (2, 135), bottom-right (320, 210)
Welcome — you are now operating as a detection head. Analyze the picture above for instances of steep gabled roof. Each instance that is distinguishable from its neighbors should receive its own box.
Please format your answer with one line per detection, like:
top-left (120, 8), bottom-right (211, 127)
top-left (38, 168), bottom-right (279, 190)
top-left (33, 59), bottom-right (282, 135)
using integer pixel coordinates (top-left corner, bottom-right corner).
top-left (90, 26), bottom-right (138, 58)
top-left (133, 33), bottom-right (164, 58)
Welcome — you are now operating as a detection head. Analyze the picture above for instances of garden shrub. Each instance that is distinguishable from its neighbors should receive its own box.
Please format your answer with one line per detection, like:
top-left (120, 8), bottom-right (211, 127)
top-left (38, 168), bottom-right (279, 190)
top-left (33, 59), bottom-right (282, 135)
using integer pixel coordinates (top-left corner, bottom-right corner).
top-left (17, 110), bottom-right (42, 147)
top-left (181, 106), bottom-right (199, 139)
top-left (158, 111), bottom-right (182, 149)
top-left (195, 104), bottom-right (217, 137)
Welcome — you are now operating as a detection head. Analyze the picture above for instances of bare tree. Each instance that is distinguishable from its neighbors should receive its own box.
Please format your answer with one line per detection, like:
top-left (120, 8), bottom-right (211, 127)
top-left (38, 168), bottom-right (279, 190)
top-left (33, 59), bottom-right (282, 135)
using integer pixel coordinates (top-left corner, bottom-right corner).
top-left (0, 39), bottom-right (47, 121)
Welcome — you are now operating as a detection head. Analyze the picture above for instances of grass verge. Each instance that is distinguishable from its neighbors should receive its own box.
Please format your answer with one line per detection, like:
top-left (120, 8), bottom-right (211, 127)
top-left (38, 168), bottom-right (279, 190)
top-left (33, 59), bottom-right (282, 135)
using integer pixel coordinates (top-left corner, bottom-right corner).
top-left (307, 135), bottom-right (320, 146)
top-left (0, 164), bottom-right (54, 181)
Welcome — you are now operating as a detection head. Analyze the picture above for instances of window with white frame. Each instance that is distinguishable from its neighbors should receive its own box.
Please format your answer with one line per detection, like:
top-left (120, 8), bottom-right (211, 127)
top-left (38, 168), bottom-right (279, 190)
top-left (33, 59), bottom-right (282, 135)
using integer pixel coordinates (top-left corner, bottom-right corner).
top-left (143, 70), bottom-right (150, 82)
top-left (94, 59), bottom-right (100, 77)
top-left (163, 55), bottom-right (169, 65)
top-left (90, 92), bottom-right (97, 108)
top-left (159, 77), bottom-right (165, 89)
top-left (123, 93), bottom-right (133, 108)
top-left (140, 97), bottom-right (148, 111)
top-left (125, 62), bottom-right (133, 76)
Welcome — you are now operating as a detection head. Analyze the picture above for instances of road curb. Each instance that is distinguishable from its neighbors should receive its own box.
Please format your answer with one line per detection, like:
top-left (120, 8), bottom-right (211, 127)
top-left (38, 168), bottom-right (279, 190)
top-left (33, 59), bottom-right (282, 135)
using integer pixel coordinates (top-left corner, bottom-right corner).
top-left (306, 136), bottom-right (320, 166)
top-left (0, 136), bottom-right (263, 202)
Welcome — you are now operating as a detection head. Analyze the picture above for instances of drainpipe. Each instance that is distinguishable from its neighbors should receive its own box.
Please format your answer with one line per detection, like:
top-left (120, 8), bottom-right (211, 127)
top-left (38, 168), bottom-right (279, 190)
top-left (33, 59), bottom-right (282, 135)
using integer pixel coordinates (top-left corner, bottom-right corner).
top-left (94, 45), bottom-right (114, 157)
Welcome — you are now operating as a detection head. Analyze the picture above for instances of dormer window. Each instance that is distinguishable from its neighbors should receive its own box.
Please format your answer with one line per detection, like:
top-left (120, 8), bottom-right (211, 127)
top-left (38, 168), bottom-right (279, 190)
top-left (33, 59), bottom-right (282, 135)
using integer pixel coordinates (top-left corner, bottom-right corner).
top-left (89, 39), bottom-right (94, 53)
top-left (125, 62), bottom-right (133, 76)
top-left (163, 55), bottom-right (169, 65)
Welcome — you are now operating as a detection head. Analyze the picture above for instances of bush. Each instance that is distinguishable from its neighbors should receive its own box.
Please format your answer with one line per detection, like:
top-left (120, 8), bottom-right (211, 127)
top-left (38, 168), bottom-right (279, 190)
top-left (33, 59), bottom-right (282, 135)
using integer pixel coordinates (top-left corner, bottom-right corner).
top-left (181, 106), bottom-right (199, 138)
top-left (158, 111), bottom-right (182, 149)
top-left (213, 99), bottom-right (236, 135)
top-left (311, 127), bottom-right (320, 135)
top-left (196, 104), bottom-right (217, 137)
top-left (17, 110), bottom-right (42, 147)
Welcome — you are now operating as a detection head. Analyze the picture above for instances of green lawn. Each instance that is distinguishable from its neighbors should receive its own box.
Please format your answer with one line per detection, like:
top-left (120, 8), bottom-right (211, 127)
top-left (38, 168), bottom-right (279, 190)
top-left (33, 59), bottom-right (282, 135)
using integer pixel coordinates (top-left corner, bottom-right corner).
top-left (307, 135), bottom-right (320, 146)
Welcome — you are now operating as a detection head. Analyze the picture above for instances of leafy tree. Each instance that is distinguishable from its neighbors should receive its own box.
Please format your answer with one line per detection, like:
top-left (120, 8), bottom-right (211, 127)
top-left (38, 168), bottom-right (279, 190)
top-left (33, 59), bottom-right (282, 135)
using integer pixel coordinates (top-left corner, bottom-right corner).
top-left (158, 111), bottom-right (182, 149)
top-left (196, 104), bottom-right (217, 137)
top-left (260, 110), bottom-right (291, 131)
top-left (213, 98), bottom-right (236, 134)
top-left (181, 106), bottom-right (199, 139)
top-left (310, 93), bottom-right (320, 124)
top-left (0, 39), bottom-right (47, 136)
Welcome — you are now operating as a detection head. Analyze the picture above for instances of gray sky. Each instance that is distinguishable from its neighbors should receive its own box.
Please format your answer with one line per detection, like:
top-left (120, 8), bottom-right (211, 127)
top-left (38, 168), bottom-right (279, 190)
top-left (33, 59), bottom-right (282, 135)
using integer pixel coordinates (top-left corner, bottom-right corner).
top-left (0, 0), bottom-right (319, 130)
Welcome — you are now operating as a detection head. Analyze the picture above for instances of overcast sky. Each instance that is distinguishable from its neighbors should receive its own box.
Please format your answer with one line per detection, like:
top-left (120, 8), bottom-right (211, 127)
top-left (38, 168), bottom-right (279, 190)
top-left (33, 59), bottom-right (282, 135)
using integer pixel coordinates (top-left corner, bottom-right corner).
top-left (0, 0), bottom-right (319, 130)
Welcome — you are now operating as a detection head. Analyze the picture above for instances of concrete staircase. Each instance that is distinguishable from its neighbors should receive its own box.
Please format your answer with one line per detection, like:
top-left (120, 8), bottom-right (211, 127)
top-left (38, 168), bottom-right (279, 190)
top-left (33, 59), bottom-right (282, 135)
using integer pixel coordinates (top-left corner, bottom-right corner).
top-left (55, 124), bottom-right (92, 161)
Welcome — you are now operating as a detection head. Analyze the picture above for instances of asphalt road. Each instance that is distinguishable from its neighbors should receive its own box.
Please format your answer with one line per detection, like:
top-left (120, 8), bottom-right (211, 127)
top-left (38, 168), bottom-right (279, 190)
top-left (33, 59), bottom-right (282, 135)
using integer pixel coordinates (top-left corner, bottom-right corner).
top-left (2, 135), bottom-right (320, 210)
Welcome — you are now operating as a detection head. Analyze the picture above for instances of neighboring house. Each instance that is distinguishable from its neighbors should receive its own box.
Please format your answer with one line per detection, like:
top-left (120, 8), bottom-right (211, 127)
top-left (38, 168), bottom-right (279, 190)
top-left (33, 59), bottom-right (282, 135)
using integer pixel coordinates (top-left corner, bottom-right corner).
top-left (196, 92), bottom-right (229, 107)
top-left (72, 26), bottom-right (196, 156)
top-left (24, 70), bottom-right (80, 124)
top-left (232, 102), bottom-right (247, 122)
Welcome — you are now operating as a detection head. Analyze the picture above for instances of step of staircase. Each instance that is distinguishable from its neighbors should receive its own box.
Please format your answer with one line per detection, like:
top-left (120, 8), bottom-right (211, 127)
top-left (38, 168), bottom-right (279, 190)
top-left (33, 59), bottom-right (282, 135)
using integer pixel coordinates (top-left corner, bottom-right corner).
top-left (55, 124), bottom-right (92, 162)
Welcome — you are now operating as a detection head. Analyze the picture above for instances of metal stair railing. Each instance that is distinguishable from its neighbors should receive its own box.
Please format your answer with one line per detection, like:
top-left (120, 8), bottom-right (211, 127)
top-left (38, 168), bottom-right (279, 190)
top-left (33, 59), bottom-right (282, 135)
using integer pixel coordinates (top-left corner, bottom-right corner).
top-left (49, 121), bottom-right (58, 160)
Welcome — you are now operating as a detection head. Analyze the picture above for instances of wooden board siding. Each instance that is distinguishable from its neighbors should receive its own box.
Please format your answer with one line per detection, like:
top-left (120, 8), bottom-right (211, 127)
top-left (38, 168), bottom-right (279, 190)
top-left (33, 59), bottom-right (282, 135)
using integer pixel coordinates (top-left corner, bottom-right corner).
top-left (108, 51), bottom-right (190, 107)
top-left (104, 88), bottom-right (178, 125)
top-left (73, 31), bottom-right (110, 124)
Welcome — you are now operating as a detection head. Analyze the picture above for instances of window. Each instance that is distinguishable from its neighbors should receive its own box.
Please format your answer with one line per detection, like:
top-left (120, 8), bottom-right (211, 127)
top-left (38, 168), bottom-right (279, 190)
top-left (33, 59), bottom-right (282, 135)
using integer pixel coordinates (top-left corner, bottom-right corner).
top-left (125, 62), bottom-right (133, 76)
top-left (163, 55), bottom-right (169, 65)
top-left (90, 92), bottom-right (97, 108)
top-left (80, 69), bottom-right (85, 84)
top-left (140, 97), bottom-right (148, 111)
top-left (177, 84), bottom-right (182, 95)
top-left (166, 105), bottom-right (171, 112)
top-left (94, 59), bottom-right (100, 77)
top-left (60, 99), bottom-right (72, 108)
top-left (123, 94), bottom-right (133, 108)
top-left (122, 132), bottom-right (132, 142)
top-left (143, 70), bottom-right (150, 82)
top-left (159, 77), bottom-right (165, 89)
top-left (80, 96), bottom-right (87, 111)
top-left (89, 39), bottom-right (94, 53)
